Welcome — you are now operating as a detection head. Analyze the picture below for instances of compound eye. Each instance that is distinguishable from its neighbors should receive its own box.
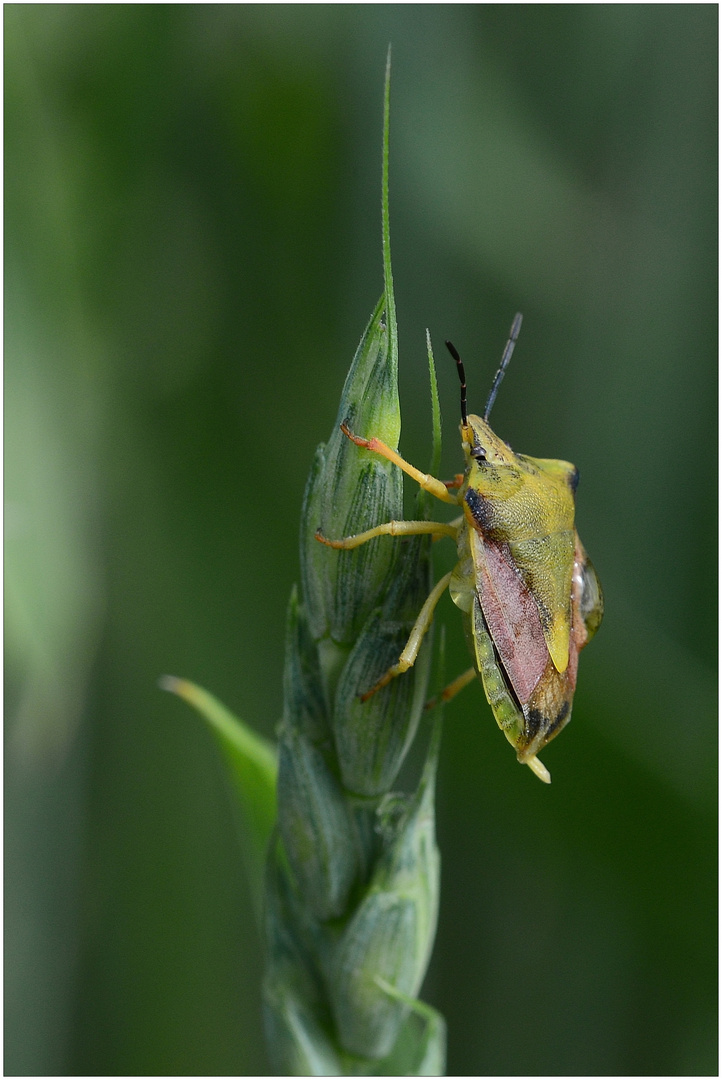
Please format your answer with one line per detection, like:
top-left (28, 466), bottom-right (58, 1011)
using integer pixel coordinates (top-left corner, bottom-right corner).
top-left (471, 445), bottom-right (486, 461)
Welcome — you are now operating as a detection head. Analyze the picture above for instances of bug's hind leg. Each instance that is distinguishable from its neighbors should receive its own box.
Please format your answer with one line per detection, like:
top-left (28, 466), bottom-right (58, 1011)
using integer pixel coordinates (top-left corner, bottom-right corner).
top-left (360, 571), bottom-right (453, 702)
top-left (425, 666), bottom-right (477, 711)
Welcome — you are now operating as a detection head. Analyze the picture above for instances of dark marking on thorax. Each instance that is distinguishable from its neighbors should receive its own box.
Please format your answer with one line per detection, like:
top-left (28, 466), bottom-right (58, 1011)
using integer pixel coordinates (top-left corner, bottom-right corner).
top-left (464, 486), bottom-right (493, 531)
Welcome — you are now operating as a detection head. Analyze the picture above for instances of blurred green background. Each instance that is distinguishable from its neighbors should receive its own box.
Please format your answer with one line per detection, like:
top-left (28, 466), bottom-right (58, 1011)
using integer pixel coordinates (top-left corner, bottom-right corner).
top-left (5, 5), bottom-right (716, 1075)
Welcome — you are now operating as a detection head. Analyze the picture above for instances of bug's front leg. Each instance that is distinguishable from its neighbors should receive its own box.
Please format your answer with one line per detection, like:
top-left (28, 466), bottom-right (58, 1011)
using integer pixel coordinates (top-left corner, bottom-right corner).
top-left (360, 571), bottom-right (453, 702)
top-left (340, 422), bottom-right (458, 505)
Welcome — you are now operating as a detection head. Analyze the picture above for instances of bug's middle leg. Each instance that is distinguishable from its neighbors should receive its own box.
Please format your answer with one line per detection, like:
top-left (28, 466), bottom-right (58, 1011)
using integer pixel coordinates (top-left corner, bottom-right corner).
top-left (316, 520), bottom-right (458, 550)
top-left (360, 571), bottom-right (453, 702)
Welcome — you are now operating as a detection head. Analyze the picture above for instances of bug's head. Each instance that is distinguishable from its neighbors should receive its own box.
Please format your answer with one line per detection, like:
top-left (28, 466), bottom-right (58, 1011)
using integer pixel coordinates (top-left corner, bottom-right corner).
top-left (446, 312), bottom-right (523, 472)
top-left (461, 412), bottom-right (516, 471)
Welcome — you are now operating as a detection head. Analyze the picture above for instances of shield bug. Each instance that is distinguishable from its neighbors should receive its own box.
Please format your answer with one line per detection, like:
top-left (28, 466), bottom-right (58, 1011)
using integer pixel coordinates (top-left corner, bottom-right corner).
top-left (317, 314), bottom-right (603, 782)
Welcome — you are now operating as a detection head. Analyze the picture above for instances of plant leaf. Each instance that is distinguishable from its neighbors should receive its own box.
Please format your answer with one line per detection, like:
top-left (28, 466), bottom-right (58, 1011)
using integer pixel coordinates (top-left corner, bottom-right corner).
top-left (160, 676), bottom-right (277, 915)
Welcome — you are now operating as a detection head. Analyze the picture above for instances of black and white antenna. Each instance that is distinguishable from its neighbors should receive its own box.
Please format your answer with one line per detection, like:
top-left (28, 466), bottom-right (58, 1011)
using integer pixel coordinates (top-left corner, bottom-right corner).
top-left (483, 312), bottom-right (523, 421)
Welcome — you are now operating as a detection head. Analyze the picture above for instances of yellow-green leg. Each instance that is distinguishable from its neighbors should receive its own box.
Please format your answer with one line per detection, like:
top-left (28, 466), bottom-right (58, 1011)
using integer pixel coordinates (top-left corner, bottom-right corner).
top-left (360, 571), bottom-right (453, 701)
top-left (316, 519), bottom-right (458, 550)
top-left (340, 422), bottom-right (459, 506)
top-left (425, 666), bottom-right (477, 711)
top-left (318, 426), bottom-right (463, 702)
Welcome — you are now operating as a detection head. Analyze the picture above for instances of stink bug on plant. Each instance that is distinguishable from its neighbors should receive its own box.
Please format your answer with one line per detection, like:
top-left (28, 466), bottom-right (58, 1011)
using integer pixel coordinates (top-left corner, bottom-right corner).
top-left (317, 314), bottom-right (603, 782)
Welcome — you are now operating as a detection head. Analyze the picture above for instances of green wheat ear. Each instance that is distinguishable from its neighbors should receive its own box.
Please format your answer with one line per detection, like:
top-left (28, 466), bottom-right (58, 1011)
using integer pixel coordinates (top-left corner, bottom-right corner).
top-left (163, 51), bottom-right (447, 1075)
top-left (264, 52), bottom-right (446, 1074)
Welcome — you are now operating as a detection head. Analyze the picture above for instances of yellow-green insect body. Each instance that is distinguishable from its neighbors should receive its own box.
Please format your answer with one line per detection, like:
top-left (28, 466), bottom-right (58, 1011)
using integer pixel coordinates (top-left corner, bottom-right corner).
top-left (458, 413), bottom-right (578, 672)
top-left (317, 316), bottom-right (603, 782)
top-left (445, 407), bottom-right (602, 781)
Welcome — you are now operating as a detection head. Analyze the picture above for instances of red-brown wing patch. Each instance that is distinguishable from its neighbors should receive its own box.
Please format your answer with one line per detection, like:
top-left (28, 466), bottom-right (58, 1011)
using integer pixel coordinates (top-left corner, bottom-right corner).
top-left (471, 529), bottom-right (549, 704)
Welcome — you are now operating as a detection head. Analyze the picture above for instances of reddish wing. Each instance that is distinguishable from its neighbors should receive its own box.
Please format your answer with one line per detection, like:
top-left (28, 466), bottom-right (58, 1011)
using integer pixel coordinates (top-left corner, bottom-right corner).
top-left (470, 529), bottom-right (549, 704)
